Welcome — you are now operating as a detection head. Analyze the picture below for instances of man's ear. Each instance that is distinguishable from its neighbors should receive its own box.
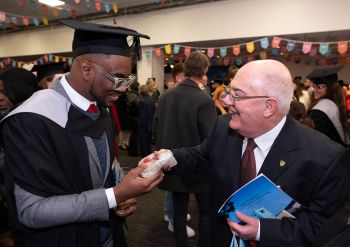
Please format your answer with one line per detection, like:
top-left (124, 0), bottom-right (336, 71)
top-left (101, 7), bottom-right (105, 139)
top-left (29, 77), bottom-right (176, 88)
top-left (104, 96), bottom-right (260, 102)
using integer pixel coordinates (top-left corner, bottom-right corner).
top-left (263, 98), bottom-right (278, 117)
top-left (80, 60), bottom-right (93, 81)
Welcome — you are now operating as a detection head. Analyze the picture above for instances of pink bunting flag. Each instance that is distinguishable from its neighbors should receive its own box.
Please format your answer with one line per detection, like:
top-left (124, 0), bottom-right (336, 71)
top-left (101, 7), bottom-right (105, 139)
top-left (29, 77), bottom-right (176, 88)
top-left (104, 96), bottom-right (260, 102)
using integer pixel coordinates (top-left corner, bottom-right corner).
top-left (184, 47), bottom-right (191, 57)
top-left (271, 37), bottom-right (281, 48)
top-left (207, 48), bottom-right (214, 58)
top-left (302, 42), bottom-right (312, 54)
top-left (74, 0), bottom-right (81, 4)
top-left (154, 48), bottom-right (161, 57)
top-left (233, 45), bottom-right (240, 56)
top-left (16, 0), bottom-right (26, 7)
top-left (95, 0), bottom-right (101, 12)
top-left (338, 41), bottom-right (348, 54)
top-left (0, 12), bottom-right (5, 22)
top-left (22, 17), bottom-right (30, 26)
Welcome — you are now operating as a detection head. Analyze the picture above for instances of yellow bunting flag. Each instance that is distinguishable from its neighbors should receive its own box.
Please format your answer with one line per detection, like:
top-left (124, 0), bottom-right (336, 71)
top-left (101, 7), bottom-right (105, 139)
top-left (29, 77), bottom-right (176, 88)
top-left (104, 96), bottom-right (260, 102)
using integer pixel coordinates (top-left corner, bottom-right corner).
top-left (246, 42), bottom-right (254, 53)
top-left (164, 44), bottom-right (172, 55)
top-left (42, 16), bottom-right (49, 25)
top-left (54, 56), bottom-right (59, 62)
top-left (113, 3), bottom-right (118, 14)
top-left (52, 8), bottom-right (60, 17)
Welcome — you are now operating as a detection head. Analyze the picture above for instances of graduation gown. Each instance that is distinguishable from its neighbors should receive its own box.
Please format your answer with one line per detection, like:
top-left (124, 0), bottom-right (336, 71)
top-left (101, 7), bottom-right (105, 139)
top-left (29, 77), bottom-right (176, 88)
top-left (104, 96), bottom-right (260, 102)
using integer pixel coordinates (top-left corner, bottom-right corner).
top-left (0, 80), bottom-right (120, 247)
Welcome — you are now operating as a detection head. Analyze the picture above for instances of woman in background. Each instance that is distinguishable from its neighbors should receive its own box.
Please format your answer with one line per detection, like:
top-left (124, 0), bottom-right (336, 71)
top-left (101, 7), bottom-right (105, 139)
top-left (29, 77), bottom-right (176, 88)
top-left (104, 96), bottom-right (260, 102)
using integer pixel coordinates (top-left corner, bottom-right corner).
top-left (212, 85), bottom-right (231, 115)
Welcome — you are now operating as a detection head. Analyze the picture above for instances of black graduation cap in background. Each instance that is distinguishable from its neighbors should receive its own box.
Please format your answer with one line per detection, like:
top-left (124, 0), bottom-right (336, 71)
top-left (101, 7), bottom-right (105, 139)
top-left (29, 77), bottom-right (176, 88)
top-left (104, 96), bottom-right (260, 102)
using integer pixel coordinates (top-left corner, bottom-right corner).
top-left (31, 62), bottom-right (66, 81)
top-left (306, 65), bottom-right (343, 85)
top-left (60, 20), bottom-right (150, 60)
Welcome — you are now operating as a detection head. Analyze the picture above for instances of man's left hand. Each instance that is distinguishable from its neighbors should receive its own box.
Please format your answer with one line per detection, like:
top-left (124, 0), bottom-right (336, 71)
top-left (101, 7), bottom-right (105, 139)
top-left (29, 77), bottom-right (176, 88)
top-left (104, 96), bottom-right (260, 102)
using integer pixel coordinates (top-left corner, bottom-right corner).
top-left (226, 212), bottom-right (259, 240)
top-left (115, 198), bottom-right (137, 218)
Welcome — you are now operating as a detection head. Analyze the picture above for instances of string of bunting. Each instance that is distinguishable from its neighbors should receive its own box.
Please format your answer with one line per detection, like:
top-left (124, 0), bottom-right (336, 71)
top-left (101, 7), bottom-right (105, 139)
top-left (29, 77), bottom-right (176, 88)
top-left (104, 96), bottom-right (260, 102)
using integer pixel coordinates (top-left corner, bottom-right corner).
top-left (0, 0), bottom-right (119, 30)
top-left (2, 36), bottom-right (350, 70)
top-left (146, 36), bottom-right (350, 67)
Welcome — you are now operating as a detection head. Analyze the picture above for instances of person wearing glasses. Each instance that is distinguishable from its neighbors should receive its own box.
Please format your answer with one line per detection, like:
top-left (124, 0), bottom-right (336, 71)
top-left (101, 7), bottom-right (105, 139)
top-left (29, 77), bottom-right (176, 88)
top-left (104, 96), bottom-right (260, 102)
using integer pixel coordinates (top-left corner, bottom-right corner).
top-left (307, 66), bottom-right (349, 147)
top-left (0, 20), bottom-right (164, 247)
top-left (212, 85), bottom-right (232, 115)
top-left (161, 59), bottom-right (350, 246)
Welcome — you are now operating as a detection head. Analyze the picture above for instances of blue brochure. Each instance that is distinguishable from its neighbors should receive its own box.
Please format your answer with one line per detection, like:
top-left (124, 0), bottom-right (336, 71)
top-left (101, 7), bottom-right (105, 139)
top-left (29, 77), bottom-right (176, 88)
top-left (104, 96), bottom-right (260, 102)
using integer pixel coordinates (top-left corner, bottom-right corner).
top-left (218, 174), bottom-right (298, 222)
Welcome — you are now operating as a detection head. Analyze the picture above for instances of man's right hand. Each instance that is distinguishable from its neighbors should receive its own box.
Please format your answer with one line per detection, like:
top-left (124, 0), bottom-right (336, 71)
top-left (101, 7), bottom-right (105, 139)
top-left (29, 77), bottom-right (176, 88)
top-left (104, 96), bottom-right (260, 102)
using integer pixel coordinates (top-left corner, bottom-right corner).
top-left (113, 165), bottom-right (163, 203)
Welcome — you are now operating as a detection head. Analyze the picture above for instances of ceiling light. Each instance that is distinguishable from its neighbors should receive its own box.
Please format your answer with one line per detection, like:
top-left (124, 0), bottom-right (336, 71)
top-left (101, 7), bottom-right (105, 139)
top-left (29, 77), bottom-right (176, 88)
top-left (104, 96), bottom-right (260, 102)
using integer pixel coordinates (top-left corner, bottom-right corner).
top-left (39, 0), bottom-right (65, 7)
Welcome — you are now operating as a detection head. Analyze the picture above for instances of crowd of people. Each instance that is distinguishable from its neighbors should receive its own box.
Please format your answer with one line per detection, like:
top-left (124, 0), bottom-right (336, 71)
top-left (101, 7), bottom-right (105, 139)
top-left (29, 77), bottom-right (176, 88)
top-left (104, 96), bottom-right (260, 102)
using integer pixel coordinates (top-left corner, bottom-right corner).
top-left (0, 19), bottom-right (349, 247)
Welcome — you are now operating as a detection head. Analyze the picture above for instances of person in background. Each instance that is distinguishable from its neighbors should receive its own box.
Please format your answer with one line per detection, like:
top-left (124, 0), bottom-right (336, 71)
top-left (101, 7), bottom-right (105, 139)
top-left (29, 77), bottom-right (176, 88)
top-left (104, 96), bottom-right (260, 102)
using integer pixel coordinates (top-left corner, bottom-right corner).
top-left (289, 101), bottom-right (315, 128)
top-left (155, 52), bottom-right (217, 247)
top-left (226, 67), bottom-right (239, 85)
top-left (293, 76), bottom-right (310, 109)
top-left (138, 85), bottom-right (156, 157)
top-left (146, 78), bottom-right (160, 104)
top-left (212, 85), bottom-right (231, 115)
top-left (162, 59), bottom-right (350, 247)
top-left (126, 81), bottom-right (140, 157)
top-left (307, 66), bottom-right (349, 147)
top-left (116, 92), bottom-right (130, 150)
top-left (0, 68), bottom-right (39, 247)
top-left (31, 62), bottom-right (66, 89)
top-left (199, 75), bottom-right (210, 95)
top-left (0, 20), bottom-right (163, 247)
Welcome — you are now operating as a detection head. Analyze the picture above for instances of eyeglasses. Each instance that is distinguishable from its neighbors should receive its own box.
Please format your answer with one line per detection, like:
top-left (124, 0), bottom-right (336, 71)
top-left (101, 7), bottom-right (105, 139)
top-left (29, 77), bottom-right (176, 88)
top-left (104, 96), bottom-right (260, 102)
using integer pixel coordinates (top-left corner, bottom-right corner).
top-left (223, 85), bottom-right (269, 106)
top-left (89, 61), bottom-right (136, 91)
top-left (311, 84), bottom-right (327, 90)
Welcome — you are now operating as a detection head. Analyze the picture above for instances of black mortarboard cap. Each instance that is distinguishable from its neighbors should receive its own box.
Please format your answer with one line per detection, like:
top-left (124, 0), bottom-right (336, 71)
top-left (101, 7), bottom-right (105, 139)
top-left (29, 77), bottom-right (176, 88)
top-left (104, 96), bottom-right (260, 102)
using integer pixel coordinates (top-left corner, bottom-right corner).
top-left (31, 62), bottom-right (66, 81)
top-left (306, 65), bottom-right (343, 85)
top-left (60, 20), bottom-right (150, 60)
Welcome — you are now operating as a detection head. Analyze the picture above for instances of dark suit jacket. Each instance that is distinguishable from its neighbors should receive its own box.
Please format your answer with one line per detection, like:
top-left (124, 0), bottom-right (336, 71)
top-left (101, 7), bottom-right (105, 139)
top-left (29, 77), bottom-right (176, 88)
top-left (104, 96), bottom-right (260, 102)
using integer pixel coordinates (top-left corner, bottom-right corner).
top-left (156, 79), bottom-right (217, 193)
top-left (138, 95), bottom-right (156, 133)
top-left (172, 115), bottom-right (350, 247)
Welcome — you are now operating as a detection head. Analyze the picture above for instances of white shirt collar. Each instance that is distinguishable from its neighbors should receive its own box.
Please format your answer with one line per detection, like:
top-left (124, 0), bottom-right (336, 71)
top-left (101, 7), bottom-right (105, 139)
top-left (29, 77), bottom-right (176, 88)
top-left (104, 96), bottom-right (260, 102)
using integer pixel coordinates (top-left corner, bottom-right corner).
top-left (60, 74), bottom-right (95, 111)
top-left (252, 116), bottom-right (287, 153)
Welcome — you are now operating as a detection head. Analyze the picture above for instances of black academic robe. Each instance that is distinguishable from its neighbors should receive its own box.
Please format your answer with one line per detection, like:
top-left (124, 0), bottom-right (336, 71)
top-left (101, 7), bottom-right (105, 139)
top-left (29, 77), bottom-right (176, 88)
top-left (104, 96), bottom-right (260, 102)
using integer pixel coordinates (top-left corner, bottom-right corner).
top-left (0, 89), bottom-right (120, 247)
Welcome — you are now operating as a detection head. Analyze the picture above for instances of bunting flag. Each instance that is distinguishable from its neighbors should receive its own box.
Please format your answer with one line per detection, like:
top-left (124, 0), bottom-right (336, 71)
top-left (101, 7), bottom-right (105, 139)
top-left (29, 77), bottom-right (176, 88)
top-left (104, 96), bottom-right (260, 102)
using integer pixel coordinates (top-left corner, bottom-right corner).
top-left (184, 47), bottom-right (191, 57)
top-left (302, 42), bottom-right (312, 54)
top-left (85, 0), bottom-right (91, 8)
top-left (319, 43), bottom-right (329, 55)
top-left (172, 44), bottom-right (180, 54)
top-left (104, 3), bottom-right (110, 13)
top-left (74, 0), bottom-right (81, 4)
top-left (62, 9), bottom-right (69, 18)
top-left (220, 47), bottom-right (227, 57)
top-left (95, 0), bottom-right (102, 12)
top-left (246, 42), bottom-right (254, 53)
top-left (233, 45), bottom-right (240, 56)
top-left (145, 50), bottom-right (151, 59)
top-left (0, 12), bottom-right (5, 22)
top-left (338, 41), bottom-right (348, 54)
top-left (113, 3), bottom-right (118, 14)
top-left (11, 16), bottom-right (18, 24)
top-left (52, 8), bottom-right (60, 17)
top-left (286, 41), bottom-right (295, 52)
top-left (260, 37), bottom-right (269, 49)
top-left (41, 5), bottom-right (48, 15)
top-left (164, 44), bottom-right (172, 54)
top-left (42, 16), bottom-right (48, 25)
top-left (271, 37), bottom-right (281, 48)
top-left (22, 17), bottom-right (30, 26)
top-left (154, 48), bottom-right (161, 57)
top-left (16, 0), bottom-right (26, 7)
top-left (207, 48), bottom-right (214, 58)
top-left (29, 0), bottom-right (36, 11)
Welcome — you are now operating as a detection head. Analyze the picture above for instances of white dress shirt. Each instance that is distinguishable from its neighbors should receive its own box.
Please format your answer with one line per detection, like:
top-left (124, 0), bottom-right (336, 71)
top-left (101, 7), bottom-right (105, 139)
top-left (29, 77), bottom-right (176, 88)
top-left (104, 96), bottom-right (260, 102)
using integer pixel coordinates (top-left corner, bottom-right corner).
top-left (241, 116), bottom-right (287, 240)
top-left (61, 75), bottom-right (117, 208)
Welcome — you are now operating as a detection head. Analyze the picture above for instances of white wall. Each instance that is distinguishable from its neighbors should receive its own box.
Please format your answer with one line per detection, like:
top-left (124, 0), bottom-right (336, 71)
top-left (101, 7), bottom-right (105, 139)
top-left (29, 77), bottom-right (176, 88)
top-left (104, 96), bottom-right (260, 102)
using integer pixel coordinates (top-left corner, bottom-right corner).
top-left (1, 0), bottom-right (350, 57)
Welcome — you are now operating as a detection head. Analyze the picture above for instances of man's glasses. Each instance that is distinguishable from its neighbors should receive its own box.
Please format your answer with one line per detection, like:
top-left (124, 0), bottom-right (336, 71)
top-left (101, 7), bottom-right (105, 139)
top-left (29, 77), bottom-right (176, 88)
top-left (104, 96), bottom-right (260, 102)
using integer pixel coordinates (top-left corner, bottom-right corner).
top-left (89, 61), bottom-right (136, 91)
top-left (223, 85), bottom-right (269, 106)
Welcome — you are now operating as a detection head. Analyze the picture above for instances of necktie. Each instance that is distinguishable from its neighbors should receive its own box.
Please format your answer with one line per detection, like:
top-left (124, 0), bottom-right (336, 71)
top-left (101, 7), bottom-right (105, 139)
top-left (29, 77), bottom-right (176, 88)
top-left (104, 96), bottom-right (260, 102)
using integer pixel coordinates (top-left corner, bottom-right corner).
top-left (240, 138), bottom-right (257, 186)
top-left (87, 103), bottom-right (99, 113)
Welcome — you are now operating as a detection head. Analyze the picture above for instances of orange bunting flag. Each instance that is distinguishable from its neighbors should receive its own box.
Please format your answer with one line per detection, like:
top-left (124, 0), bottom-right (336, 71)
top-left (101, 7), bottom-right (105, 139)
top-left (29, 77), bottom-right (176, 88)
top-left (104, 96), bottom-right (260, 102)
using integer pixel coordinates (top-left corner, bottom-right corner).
top-left (338, 41), bottom-right (348, 54)
top-left (95, 0), bottom-right (101, 12)
top-left (154, 48), bottom-right (161, 57)
top-left (184, 47), bottom-right (191, 57)
top-left (113, 3), bottom-right (118, 14)
top-left (302, 42), bottom-right (312, 54)
top-left (271, 37), bottom-right (281, 48)
top-left (233, 45), bottom-right (240, 56)
top-left (207, 48), bottom-right (214, 58)
top-left (246, 42), bottom-right (254, 53)
top-left (22, 17), bottom-right (30, 26)
top-left (42, 16), bottom-right (48, 25)
top-left (164, 44), bottom-right (172, 55)
top-left (259, 51), bottom-right (267, 60)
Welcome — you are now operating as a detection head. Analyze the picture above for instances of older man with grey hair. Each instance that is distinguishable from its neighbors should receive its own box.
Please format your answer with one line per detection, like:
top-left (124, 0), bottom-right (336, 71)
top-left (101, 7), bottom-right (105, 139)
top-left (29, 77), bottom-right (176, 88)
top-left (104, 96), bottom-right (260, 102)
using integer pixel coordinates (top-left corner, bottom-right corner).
top-left (162, 59), bottom-right (350, 247)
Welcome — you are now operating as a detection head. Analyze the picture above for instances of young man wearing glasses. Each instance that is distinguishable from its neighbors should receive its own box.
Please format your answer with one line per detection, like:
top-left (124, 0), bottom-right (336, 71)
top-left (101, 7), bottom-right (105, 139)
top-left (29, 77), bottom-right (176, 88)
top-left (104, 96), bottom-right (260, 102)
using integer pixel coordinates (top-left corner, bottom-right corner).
top-left (0, 20), bottom-right (163, 247)
top-left (162, 59), bottom-right (350, 246)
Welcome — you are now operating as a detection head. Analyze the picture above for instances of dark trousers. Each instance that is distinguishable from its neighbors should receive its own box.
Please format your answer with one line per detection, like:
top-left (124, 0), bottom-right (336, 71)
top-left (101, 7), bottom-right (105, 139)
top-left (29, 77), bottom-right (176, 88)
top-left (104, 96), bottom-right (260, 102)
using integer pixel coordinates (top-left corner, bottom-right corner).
top-left (139, 129), bottom-right (152, 157)
top-left (172, 192), bottom-right (211, 247)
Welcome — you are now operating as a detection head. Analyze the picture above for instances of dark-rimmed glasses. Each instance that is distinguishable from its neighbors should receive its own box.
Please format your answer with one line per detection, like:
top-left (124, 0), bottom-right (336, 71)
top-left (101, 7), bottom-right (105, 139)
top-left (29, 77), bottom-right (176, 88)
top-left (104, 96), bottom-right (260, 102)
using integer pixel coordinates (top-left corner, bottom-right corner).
top-left (223, 85), bottom-right (269, 106)
top-left (85, 60), bottom-right (136, 90)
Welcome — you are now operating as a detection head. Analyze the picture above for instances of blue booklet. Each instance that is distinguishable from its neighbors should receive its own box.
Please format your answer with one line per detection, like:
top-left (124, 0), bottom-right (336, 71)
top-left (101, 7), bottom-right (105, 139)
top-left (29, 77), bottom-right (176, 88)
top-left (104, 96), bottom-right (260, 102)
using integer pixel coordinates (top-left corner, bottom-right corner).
top-left (218, 174), bottom-right (299, 222)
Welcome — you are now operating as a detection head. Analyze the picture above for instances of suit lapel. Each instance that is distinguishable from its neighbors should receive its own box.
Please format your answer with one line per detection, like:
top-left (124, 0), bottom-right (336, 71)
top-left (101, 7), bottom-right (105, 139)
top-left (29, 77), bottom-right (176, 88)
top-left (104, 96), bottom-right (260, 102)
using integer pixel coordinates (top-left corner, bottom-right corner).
top-left (259, 117), bottom-right (299, 182)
